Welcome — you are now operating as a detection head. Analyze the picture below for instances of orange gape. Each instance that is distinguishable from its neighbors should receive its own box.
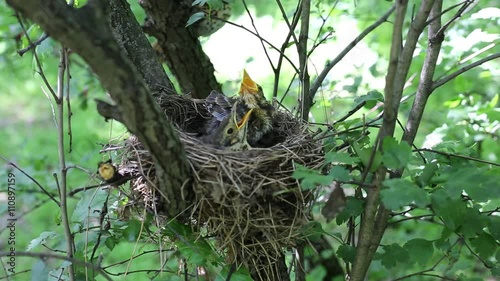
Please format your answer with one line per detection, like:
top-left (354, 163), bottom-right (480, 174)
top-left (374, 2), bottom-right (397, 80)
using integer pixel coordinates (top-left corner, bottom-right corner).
top-left (202, 70), bottom-right (274, 149)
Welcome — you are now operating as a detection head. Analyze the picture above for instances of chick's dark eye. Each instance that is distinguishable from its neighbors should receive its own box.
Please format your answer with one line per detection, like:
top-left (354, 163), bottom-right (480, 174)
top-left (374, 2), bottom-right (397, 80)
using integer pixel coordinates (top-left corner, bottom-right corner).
top-left (226, 128), bottom-right (234, 134)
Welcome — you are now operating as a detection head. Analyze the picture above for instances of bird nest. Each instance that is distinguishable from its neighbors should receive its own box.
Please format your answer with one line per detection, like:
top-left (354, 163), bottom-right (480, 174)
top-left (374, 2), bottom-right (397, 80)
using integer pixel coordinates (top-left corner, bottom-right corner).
top-left (111, 94), bottom-right (324, 274)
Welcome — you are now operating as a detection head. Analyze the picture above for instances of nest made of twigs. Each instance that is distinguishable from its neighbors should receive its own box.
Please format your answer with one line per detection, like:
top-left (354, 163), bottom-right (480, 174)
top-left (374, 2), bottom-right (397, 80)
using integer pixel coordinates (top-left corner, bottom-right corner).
top-left (113, 94), bottom-right (324, 275)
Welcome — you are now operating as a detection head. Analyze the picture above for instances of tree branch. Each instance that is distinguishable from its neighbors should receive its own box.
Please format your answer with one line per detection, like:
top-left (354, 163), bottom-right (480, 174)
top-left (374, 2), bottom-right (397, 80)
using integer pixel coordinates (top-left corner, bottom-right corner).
top-left (350, 3), bottom-right (409, 281)
top-left (0, 156), bottom-right (60, 206)
top-left (7, 0), bottom-right (192, 217)
top-left (273, 0), bottom-right (301, 99)
top-left (17, 32), bottom-right (49, 56)
top-left (383, 0), bottom-right (435, 138)
top-left (309, 4), bottom-right (396, 100)
top-left (356, 3), bottom-right (438, 279)
top-left (298, 0), bottom-right (311, 121)
top-left (141, 0), bottom-right (220, 98)
top-left (56, 45), bottom-right (75, 281)
top-left (108, 0), bottom-right (174, 94)
top-left (415, 148), bottom-right (500, 167)
top-left (352, 2), bottom-right (438, 280)
top-left (431, 52), bottom-right (500, 91)
top-left (0, 251), bottom-right (113, 281)
top-left (403, 0), bottom-right (443, 145)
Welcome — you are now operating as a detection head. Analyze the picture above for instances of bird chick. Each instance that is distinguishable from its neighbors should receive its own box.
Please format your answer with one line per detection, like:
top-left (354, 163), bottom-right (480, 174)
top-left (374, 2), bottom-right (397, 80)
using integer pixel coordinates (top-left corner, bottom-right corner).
top-left (238, 70), bottom-right (274, 145)
top-left (201, 101), bottom-right (254, 151)
top-left (98, 160), bottom-right (125, 185)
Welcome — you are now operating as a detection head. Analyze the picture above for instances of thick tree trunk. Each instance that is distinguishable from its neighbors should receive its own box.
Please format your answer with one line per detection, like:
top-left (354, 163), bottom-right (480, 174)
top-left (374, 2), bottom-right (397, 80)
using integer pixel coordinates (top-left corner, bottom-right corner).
top-left (141, 0), bottom-right (221, 98)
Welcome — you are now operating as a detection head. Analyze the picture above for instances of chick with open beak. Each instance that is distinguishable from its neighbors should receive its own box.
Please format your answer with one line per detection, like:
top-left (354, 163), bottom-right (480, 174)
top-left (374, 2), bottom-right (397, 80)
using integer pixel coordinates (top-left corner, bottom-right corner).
top-left (238, 70), bottom-right (274, 145)
top-left (201, 100), bottom-right (254, 151)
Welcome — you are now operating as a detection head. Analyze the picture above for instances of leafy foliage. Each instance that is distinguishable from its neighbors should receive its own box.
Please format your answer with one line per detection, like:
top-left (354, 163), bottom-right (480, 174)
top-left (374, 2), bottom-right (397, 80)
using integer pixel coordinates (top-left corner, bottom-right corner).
top-left (0, 0), bottom-right (499, 280)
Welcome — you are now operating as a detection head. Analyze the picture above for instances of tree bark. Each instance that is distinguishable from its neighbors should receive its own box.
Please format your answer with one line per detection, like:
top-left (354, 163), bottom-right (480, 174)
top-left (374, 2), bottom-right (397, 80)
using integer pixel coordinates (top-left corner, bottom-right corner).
top-left (108, 0), bottom-right (175, 95)
top-left (141, 0), bottom-right (221, 98)
top-left (7, 0), bottom-right (192, 217)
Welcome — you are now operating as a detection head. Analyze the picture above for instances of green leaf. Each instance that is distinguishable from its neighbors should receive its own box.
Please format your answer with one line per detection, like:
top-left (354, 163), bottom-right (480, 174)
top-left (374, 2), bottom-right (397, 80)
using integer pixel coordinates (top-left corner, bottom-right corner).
top-left (206, 0), bottom-right (225, 9)
top-left (325, 152), bottom-right (359, 165)
top-left (464, 171), bottom-right (500, 203)
top-left (382, 137), bottom-right (412, 169)
top-left (328, 166), bottom-right (351, 182)
top-left (403, 239), bottom-right (434, 266)
top-left (488, 216), bottom-right (500, 240)
top-left (27, 231), bottom-right (58, 251)
top-left (354, 90), bottom-right (384, 108)
top-left (460, 208), bottom-right (488, 238)
top-left (380, 244), bottom-right (409, 269)
top-left (438, 166), bottom-right (500, 203)
top-left (299, 221), bottom-right (325, 241)
top-left (122, 219), bottom-right (142, 242)
top-left (336, 197), bottom-right (365, 224)
top-left (434, 227), bottom-right (453, 251)
top-left (416, 162), bottom-right (438, 187)
top-left (293, 164), bottom-right (333, 190)
top-left (352, 143), bottom-right (382, 172)
top-left (492, 267), bottom-right (500, 277)
top-left (305, 267), bottom-right (327, 281)
top-left (32, 259), bottom-right (50, 281)
top-left (186, 12), bottom-right (205, 27)
top-left (71, 189), bottom-right (108, 225)
top-left (104, 236), bottom-right (116, 251)
top-left (337, 244), bottom-right (356, 263)
top-left (488, 93), bottom-right (499, 108)
top-left (470, 232), bottom-right (497, 260)
top-left (177, 239), bottom-right (219, 266)
top-left (432, 190), bottom-right (466, 231)
top-left (216, 266), bottom-right (252, 281)
top-left (164, 219), bottom-right (194, 237)
top-left (381, 179), bottom-right (430, 210)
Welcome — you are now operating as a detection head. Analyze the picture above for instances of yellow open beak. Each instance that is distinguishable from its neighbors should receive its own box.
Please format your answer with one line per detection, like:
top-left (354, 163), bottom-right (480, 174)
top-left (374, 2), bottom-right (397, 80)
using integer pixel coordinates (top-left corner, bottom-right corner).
top-left (236, 108), bottom-right (254, 129)
top-left (239, 69), bottom-right (259, 95)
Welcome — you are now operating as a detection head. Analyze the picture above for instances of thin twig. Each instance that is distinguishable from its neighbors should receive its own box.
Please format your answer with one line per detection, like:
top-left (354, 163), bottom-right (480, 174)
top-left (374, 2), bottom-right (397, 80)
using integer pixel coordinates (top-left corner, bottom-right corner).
top-left (433, 0), bottom-right (475, 40)
top-left (56, 45), bottom-right (75, 281)
top-left (298, 0), bottom-right (311, 120)
top-left (392, 239), bottom-right (459, 281)
top-left (415, 148), bottom-right (500, 167)
top-left (90, 193), bottom-right (110, 262)
top-left (462, 237), bottom-right (493, 268)
top-left (431, 53), bottom-right (500, 91)
top-left (0, 198), bottom-right (51, 236)
top-left (242, 0), bottom-right (274, 70)
top-left (17, 32), bottom-right (49, 56)
top-left (389, 214), bottom-right (435, 224)
top-left (0, 251), bottom-right (113, 281)
top-left (273, 0), bottom-right (301, 99)
top-left (309, 4), bottom-right (396, 99)
top-left (0, 156), bottom-right (60, 206)
top-left (308, 3), bottom-right (338, 57)
top-left (65, 49), bottom-right (73, 152)
top-left (0, 269), bottom-right (31, 280)
top-left (425, 1), bottom-right (468, 26)
top-left (332, 101), bottom-right (366, 126)
top-left (14, 13), bottom-right (58, 101)
top-left (215, 17), bottom-right (299, 73)
top-left (102, 249), bottom-right (174, 269)
top-left (278, 72), bottom-right (298, 110)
